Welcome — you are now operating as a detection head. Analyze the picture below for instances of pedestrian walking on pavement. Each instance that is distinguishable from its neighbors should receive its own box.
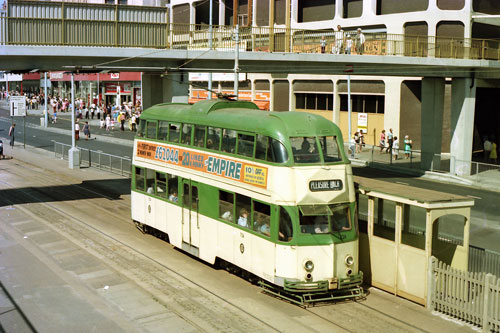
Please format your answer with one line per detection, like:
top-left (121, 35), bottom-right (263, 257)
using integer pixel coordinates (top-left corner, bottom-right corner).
top-left (386, 128), bottom-right (394, 154)
top-left (8, 123), bottom-right (15, 148)
top-left (75, 121), bottom-right (80, 141)
top-left (379, 129), bottom-right (386, 152)
top-left (83, 121), bottom-right (91, 140)
top-left (119, 112), bottom-right (125, 131)
top-left (404, 135), bottom-right (412, 159)
top-left (106, 114), bottom-right (111, 131)
top-left (392, 136), bottom-right (399, 160)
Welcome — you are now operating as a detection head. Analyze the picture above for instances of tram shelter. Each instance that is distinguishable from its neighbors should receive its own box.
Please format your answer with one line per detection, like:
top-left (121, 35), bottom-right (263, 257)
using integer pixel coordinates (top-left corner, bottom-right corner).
top-left (355, 177), bottom-right (474, 305)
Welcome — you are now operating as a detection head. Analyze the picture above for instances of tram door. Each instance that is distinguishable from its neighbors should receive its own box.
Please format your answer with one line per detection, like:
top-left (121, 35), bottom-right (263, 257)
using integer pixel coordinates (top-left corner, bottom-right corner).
top-left (181, 180), bottom-right (200, 257)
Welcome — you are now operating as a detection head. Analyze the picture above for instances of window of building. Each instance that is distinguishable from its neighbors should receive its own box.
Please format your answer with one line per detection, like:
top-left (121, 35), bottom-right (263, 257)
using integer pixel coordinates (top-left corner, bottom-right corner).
top-left (279, 207), bottom-right (293, 242)
top-left (236, 194), bottom-right (251, 228)
top-left (194, 125), bottom-right (206, 147)
top-left (295, 93), bottom-right (334, 111)
top-left (219, 190), bottom-right (234, 222)
top-left (376, 0), bottom-right (428, 15)
top-left (297, 0), bottom-right (334, 23)
top-left (253, 201), bottom-right (271, 237)
top-left (134, 166), bottom-right (144, 191)
top-left (146, 121), bottom-right (157, 139)
top-left (237, 133), bottom-right (255, 157)
top-left (343, 0), bottom-right (362, 18)
top-left (169, 123), bottom-right (181, 143)
top-left (340, 94), bottom-right (385, 113)
top-left (158, 121), bottom-right (169, 141)
top-left (156, 172), bottom-right (167, 197)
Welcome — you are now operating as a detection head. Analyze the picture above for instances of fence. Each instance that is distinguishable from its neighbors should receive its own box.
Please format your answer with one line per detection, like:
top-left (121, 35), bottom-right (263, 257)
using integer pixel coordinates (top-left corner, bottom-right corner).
top-left (470, 246), bottom-right (500, 278)
top-left (2, 0), bottom-right (500, 61)
top-left (429, 256), bottom-right (500, 332)
top-left (53, 140), bottom-right (131, 177)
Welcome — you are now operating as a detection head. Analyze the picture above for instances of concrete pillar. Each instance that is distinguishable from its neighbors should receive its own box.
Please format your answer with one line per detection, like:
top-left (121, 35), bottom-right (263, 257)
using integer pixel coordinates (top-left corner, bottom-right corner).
top-left (141, 72), bottom-right (189, 110)
top-left (333, 79), bottom-right (340, 125)
top-left (335, 0), bottom-right (343, 19)
top-left (450, 78), bottom-right (476, 176)
top-left (421, 77), bottom-right (445, 171)
top-left (384, 79), bottom-right (401, 136)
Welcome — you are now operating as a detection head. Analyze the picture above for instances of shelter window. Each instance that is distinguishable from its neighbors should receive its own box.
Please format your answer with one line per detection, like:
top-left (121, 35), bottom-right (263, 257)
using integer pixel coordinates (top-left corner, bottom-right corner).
top-left (155, 172), bottom-right (167, 197)
top-left (236, 194), bottom-right (251, 229)
top-left (279, 207), bottom-right (293, 242)
top-left (219, 190), bottom-right (234, 222)
top-left (146, 121), bottom-right (157, 139)
top-left (145, 169), bottom-right (155, 194)
top-left (290, 137), bottom-right (320, 163)
top-left (134, 166), bottom-right (145, 191)
top-left (237, 133), bottom-right (255, 157)
top-left (181, 124), bottom-right (193, 145)
top-left (357, 194), bottom-right (369, 234)
top-left (222, 129), bottom-right (237, 153)
top-left (158, 121), bottom-right (169, 141)
top-left (401, 204), bottom-right (425, 250)
top-left (169, 123), bottom-right (181, 143)
top-left (253, 201), bottom-right (271, 237)
top-left (194, 125), bottom-right (206, 147)
top-left (373, 198), bottom-right (396, 241)
top-left (167, 175), bottom-right (179, 203)
top-left (319, 136), bottom-right (342, 162)
top-left (207, 127), bottom-right (221, 150)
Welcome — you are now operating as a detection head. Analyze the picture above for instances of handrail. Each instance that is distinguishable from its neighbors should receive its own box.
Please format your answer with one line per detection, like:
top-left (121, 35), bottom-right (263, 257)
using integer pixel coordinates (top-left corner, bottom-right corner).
top-left (1, 0), bottom-right (500, 61)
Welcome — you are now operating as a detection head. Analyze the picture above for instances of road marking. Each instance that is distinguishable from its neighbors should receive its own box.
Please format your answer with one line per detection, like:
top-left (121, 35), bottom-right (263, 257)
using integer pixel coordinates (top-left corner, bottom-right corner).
top-left (466, 195), bottom-right (482, 200)
top-left (395, 181), bottom-right (409, 185)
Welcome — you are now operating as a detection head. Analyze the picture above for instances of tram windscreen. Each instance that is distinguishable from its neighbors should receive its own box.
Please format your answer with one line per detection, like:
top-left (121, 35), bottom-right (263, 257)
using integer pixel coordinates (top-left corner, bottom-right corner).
top-left (299, 204), bottom-right (351, 234)
top-left (291, 137), bottom-right (320, 163)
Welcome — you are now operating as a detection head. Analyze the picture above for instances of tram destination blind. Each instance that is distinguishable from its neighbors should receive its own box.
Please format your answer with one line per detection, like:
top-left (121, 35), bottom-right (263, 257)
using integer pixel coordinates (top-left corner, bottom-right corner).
top-left (309, 179), bottom-right (343, 192)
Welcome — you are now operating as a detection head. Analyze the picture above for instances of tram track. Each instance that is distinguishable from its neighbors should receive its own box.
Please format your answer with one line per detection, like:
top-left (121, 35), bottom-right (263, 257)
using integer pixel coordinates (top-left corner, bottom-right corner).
top-left (0, 159), bottom-right (456, 332)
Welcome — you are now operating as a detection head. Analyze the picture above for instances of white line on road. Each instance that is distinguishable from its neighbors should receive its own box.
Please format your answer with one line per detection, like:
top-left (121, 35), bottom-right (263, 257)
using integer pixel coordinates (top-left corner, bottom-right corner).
top-left (395, 181), bottom-right (409, 185)
top-left (466, 195), bottom-right (482, 200)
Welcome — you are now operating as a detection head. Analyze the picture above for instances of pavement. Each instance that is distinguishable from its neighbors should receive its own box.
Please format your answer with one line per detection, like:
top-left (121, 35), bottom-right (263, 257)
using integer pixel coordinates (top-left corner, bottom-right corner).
top-left (2, 99), bottom-right (500, 194)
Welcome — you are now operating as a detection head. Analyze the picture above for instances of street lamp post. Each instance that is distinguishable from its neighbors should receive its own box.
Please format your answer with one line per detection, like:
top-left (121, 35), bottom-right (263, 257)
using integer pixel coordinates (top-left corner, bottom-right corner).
top-left (234, 24), bottom-right (239, 100)
top-left (208, 0), bottom-right (213, 100)
top-left (68, 73), bottom-right (80, 169)
top-left (44, 72), bottom-right (48, 128)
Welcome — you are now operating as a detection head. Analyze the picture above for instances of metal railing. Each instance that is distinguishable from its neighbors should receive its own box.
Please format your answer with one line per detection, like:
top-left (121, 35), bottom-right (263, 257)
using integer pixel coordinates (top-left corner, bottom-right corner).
top-left (469, 246), bottom-right (500, 278)
top-left (2, 0), bottom-right (500, 61)
top-left (53, 140), bottom-right (132, 177)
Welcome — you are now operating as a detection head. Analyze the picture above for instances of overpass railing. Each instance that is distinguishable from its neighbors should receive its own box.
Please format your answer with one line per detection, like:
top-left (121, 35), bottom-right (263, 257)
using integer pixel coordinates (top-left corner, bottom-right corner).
top-left (1, 0), bottom-right (500, 61)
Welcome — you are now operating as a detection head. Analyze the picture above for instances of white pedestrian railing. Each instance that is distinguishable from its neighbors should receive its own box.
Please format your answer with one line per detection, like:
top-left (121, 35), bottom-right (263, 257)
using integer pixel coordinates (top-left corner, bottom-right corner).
top-left (429, 256), bottom-right (500, 332)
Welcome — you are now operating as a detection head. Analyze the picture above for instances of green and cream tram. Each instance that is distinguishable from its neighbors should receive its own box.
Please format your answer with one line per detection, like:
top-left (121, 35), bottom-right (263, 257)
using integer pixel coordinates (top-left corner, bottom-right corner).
top-left (132, 99), bottom-right (363, 304)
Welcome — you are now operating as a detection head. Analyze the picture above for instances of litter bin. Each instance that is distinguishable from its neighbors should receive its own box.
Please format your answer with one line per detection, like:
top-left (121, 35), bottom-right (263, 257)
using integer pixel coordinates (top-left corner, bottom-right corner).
top-left (40, 117), bottom-right (45, 126)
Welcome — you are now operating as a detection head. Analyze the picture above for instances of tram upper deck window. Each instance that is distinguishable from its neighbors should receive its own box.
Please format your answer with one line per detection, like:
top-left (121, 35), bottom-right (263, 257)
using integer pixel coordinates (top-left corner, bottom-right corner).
top-left (168, 123), bottom-right (181, 143)
top-left (319, 136), bottom-right (342, 162)
top-left (181, 124), bottom-right (192, 145)
top-left (194, 125), bottom-right (206, 147)
top-left (222, 129), bottom-right (237, 153)
top-left (255, 135), bottom-right (267, 160)
top-left (137, 119), bottom-right (146, 137)
top-left (237, 133), bottom-right (255, 157)
top-left (158, 121), bottom-right (169, 141)
top-left (146, 121), bottom-right (157, 139)
top-left (291, 137), bottom-right (320, 164)
top-left (207, 127), bottom-right (221, 150)
top-left (267, 138), bottom-right (288, 163)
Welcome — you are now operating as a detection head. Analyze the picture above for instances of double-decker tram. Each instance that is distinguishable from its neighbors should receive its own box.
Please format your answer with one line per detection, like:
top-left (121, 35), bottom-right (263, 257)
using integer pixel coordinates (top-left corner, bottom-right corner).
top-left (131, 99), bottom-right (363, 305)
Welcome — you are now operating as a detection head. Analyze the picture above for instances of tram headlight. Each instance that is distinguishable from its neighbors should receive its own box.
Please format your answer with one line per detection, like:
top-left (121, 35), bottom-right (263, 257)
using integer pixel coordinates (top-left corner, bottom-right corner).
top-left (345, 255), bottom-right (354, 267)
top-left (304, 260), bottom-right (314, 272)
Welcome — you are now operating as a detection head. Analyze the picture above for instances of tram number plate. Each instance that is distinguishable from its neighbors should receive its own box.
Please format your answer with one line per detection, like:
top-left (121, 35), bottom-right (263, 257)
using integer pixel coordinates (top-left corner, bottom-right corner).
top-left (309, 179), bottom-right (343, 192)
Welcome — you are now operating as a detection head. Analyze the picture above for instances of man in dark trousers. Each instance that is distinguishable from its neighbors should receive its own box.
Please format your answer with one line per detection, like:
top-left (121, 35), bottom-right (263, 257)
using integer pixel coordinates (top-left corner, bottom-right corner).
top-left (8, 123), bottom-right (15, 148)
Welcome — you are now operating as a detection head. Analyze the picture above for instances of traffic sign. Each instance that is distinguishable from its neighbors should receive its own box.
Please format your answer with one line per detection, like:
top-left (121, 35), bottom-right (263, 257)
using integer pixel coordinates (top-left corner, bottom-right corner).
top-left (10, 96), bottom-right (26, 117)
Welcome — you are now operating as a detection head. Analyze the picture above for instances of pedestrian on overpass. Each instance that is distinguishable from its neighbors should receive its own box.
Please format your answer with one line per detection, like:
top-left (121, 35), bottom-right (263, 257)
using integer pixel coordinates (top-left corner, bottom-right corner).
top-left (8, 123), bottom-right (15, 148)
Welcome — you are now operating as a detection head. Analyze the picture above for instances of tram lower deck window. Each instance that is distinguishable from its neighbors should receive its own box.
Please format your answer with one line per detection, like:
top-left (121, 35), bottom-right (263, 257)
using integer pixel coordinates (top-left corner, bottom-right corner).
top-left (134, 167), bottom-right (145, 191)
top-left (219, 190), bottom-right (234, 222)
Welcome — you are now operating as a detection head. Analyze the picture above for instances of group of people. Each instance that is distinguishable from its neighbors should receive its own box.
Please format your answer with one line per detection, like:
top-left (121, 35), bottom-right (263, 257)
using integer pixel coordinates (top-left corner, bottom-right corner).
top-left (321, 26), bottom-right (366, 55)
top-left (379, 129), bottom-right (412, 160)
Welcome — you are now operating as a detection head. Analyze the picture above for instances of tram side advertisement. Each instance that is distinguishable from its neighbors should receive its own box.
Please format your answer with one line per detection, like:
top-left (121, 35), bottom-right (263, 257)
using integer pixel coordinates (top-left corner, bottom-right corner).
top-left (136, 140), bottom-right (268, 189)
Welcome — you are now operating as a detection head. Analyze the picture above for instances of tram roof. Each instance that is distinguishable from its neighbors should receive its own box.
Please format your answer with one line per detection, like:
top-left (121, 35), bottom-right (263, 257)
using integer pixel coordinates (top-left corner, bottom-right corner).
top-left (141, 99), bottom-right (343, 140)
